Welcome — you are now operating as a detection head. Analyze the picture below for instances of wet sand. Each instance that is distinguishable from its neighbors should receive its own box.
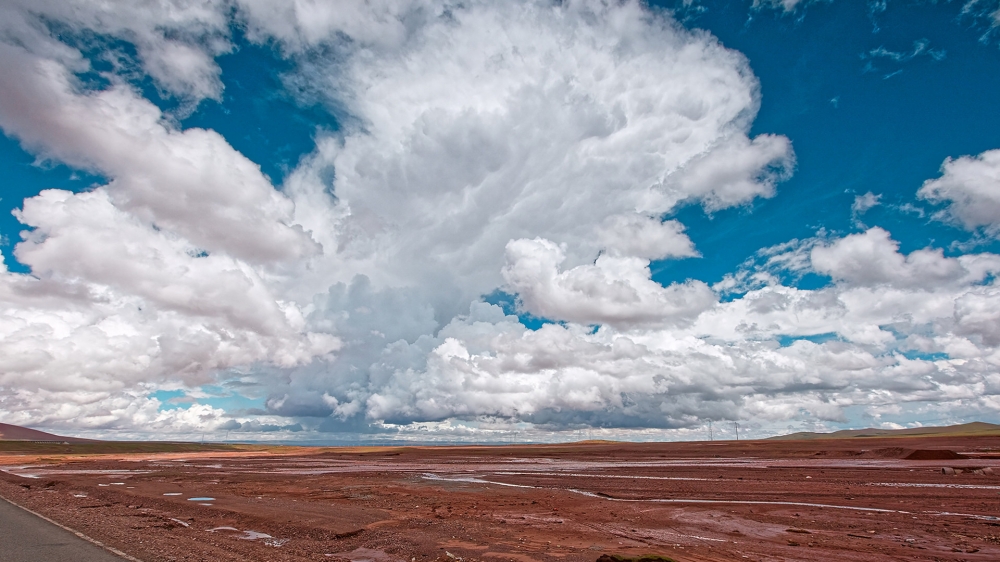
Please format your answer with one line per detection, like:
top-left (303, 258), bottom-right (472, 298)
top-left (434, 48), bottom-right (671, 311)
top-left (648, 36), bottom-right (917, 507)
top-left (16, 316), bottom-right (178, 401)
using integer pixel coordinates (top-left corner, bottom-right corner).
top-left (1, 436), bottom-right (999, 561)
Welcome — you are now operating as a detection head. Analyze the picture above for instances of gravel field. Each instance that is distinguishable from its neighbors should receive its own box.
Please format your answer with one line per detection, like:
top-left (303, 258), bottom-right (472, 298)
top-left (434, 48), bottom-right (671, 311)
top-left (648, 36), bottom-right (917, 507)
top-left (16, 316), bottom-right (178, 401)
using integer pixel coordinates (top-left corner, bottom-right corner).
top-left (2, 437), bottom-right (1000, 561)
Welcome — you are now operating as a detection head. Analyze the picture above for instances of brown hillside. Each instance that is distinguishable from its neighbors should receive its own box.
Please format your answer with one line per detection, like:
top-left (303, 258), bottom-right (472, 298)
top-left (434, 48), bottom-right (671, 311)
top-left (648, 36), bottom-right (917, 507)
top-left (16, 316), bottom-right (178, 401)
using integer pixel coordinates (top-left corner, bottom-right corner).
top-left (768, 421), bottom-right (1000, 440)
top-left (0, 422), bottom-right (96, 443)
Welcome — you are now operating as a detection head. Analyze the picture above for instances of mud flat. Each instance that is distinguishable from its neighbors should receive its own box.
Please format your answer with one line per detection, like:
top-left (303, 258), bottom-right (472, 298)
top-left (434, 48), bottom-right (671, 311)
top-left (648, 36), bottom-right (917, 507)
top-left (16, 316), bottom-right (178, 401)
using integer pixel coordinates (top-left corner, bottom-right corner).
top-left (1, 436), bottom-right (1000, 562)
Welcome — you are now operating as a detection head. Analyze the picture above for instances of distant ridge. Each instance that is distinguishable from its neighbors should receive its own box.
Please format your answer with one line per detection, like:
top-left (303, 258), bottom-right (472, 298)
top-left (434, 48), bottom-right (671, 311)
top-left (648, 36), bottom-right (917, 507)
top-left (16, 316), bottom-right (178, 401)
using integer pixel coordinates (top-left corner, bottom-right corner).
top-left (0, 422), bottom-right (97, 443)
top-left (769, 421), bottom-right (1000, 440)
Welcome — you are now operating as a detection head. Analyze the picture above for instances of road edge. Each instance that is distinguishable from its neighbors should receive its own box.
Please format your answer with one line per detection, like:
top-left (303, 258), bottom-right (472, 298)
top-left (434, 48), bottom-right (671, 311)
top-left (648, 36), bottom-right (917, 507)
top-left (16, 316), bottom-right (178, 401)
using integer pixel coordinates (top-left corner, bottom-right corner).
top-left (0, 493), bottom-right (144, 562)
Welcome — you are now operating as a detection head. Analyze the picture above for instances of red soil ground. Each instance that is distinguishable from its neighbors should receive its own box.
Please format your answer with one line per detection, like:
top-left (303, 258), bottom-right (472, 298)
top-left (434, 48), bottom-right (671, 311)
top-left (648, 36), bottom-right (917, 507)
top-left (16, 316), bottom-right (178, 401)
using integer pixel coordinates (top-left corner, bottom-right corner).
top-left (2, 436), bottom-right (1000, 562)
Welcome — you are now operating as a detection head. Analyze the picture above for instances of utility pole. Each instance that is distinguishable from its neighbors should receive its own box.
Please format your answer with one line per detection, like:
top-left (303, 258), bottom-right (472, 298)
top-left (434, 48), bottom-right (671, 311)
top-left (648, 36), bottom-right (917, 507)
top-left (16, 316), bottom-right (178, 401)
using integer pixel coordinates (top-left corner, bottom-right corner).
top-left (734, 422), bottom-right (739, 441)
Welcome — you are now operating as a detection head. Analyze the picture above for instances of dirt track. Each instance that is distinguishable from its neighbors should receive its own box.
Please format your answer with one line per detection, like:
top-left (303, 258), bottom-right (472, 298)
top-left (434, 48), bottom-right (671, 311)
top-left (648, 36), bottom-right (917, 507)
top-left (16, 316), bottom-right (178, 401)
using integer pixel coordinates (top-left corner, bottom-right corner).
top-left (2, 436), bottom-right (1000, 562)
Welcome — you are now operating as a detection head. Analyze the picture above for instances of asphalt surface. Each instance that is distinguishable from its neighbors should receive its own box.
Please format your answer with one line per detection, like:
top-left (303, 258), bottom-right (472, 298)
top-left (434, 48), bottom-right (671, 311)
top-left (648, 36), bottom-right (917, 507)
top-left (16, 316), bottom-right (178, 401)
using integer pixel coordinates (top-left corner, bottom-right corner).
top-left (0, 497), bottom-right (126, 562)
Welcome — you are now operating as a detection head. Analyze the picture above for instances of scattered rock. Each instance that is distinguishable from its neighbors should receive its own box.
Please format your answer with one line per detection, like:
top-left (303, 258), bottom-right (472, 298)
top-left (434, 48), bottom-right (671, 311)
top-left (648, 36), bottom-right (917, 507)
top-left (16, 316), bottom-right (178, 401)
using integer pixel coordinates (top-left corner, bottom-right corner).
top-left (942, 467), bottom-right (956, 475)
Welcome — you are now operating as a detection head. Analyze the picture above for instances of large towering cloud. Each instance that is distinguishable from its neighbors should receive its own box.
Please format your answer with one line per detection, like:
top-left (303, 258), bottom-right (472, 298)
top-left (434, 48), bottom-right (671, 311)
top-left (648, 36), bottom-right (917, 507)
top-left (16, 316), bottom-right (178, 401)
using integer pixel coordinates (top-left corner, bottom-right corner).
top-left (258, 0), bottom-right (795, 429)
top-left (280, 0), bottom-right (793, 303)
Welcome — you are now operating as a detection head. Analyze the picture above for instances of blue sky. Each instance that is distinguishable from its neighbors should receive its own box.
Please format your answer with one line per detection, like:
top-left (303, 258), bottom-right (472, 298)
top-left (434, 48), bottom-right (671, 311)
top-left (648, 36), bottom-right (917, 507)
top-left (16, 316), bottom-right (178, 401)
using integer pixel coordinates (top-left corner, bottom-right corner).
top-left (654, 0), bottom-right (1000, 284)
top-left (2, 0), bottom-right (1000, 442)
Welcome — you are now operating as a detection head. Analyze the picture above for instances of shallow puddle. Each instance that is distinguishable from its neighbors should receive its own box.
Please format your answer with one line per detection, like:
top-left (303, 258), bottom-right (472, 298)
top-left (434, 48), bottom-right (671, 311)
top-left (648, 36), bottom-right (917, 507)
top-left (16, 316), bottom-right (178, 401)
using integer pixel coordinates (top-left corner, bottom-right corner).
top-left (421, 473), bottom-right (535, 489)
top-left (498, 470), bottom-right (712, 481)
top-left (206, 527), bottom-right (284, 544)
top-left (871, 482), bottom-right (1000, 490)
top-left (240, 530), bottom-right (272, 540)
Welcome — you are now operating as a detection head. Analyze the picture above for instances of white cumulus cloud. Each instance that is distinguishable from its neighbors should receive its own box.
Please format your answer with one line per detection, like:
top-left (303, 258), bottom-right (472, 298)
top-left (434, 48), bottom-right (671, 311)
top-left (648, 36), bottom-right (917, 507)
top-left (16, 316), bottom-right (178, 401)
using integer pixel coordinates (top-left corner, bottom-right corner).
top-left (597, 214), bottom-right (698, 261)
top-left (502, 238), bottom-right (715, 328)
top-left (919, 149), bottom-right (1000, 237)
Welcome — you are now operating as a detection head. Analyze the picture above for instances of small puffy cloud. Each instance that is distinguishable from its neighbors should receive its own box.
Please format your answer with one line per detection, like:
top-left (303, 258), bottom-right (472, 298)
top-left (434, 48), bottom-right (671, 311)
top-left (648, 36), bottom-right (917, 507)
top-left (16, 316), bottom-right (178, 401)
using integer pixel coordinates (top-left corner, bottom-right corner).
top-left (502, 238), bottom-right (716, 328)
top-left (140, 39), bottom-right (227, 102)
top-left (810, 227), bottom-right (1000, 288)
top-left (919, 149), bottom-right (1000, 237)
top-left (597, 215), bottom-right (698, 260)
top-left (851, 191), bottom-right (881, 216)
top-left (667, 134), bottom-right (794, 212)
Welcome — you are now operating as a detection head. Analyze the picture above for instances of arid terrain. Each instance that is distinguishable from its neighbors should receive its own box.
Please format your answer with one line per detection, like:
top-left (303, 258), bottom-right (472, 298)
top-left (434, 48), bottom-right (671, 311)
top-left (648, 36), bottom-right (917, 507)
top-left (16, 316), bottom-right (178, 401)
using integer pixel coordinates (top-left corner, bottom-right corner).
top-left (2, 434), bottom-right (1000, 562)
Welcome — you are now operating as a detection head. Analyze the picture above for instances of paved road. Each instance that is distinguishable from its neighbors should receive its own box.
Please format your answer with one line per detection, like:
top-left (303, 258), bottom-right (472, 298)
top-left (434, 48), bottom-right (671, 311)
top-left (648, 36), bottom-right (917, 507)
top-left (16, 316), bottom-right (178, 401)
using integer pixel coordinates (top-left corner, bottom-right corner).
top-left (0, 497), bottom-right (126, 561)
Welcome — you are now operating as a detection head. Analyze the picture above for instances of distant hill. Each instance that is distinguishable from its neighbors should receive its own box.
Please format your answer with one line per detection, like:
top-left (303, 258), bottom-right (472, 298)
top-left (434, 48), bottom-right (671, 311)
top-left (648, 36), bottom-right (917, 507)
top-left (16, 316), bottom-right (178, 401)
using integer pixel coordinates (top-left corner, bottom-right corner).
top-left (0, 422), bottom-right (97, 443)
top-left (769, 421), bottom-right (1000, 440)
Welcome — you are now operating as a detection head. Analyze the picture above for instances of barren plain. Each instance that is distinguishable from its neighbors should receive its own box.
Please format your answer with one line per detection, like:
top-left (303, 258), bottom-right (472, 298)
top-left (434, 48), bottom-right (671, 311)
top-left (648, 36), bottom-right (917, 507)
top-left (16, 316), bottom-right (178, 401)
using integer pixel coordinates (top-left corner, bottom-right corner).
top-left (2, 436), bottom-right (1000, 562)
